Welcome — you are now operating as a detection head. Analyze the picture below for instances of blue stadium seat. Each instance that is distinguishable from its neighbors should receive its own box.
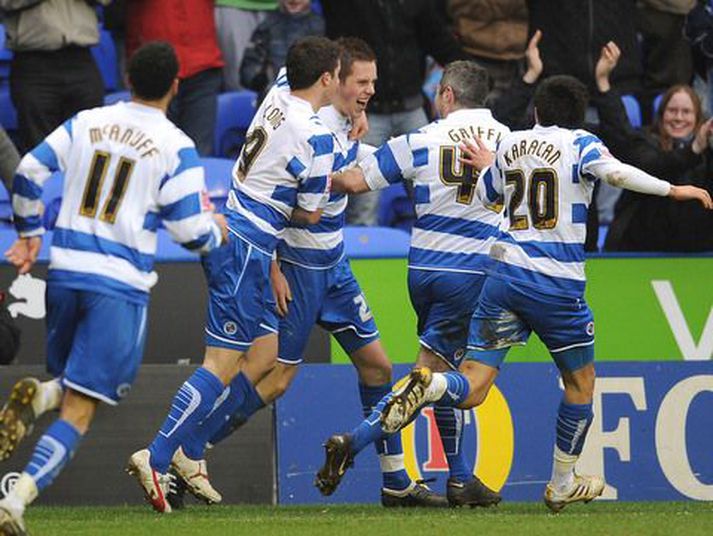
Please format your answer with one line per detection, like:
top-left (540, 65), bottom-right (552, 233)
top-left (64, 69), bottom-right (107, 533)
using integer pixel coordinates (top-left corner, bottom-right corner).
top-left (653, 93), bottom-right (663, 116)
top-left (0, 86), bottom-right (17, 131)
top-left (621, 94), bottom-right (642, 128)
top-left (0, 24), bottom-right (12, 81)
top-left (343, 226), bottom-right (410, 259)
top-left (200, 157), bottom-right (233, 211)
top-left (104, 90), bottom-right (131, 105)
top-left (91, 28), bottom-right (119, 92)
top-left (378, 182), bottom-right (415, 231)
top-left (213, 90), bottom-right (257, 158)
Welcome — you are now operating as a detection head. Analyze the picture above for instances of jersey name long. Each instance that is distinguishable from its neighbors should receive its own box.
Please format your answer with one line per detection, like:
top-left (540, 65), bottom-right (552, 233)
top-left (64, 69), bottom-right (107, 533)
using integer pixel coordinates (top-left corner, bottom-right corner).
top-left (12, 101), bottom-right (221, 304)
top-left (360, 108), bottom-right (510, 273)
top-left (225, 82), bottom-right (334, 254)
top-left (479, 124), bottom-right (612, 296)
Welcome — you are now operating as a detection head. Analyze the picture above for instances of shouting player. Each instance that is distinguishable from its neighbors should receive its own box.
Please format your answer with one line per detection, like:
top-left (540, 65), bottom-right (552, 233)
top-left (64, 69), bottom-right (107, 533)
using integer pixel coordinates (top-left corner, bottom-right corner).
top-left (0, 42), bottom-right (226, 535)
top-left (377, 75), bottom-right (713, 512)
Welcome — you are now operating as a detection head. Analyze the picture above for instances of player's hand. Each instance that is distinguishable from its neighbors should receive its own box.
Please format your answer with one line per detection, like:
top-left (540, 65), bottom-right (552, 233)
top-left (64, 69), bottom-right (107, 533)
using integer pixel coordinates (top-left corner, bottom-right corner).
top-left (668, 185), bottom-right (713, 209)
top-left (213, 213), bottom-right (229, 245)
top-left (523, 29), bottom-right (543, 84)
top-left (5, 236), bottom-right (42, 275)
top-left (459, 138), bottom-right (494, 171)
top-left (595, 41), bottom-right (620, 93)
top-left (270, 264), bottom-right (292, 317)
top-left (349, 112), bottom-right (369, 141)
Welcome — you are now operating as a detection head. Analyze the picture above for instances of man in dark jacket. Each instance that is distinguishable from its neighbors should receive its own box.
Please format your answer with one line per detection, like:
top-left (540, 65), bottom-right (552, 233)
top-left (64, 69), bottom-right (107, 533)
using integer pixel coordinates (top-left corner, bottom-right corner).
top-left (527, 0), bottom-right (642, 94)
top-left (321, 0), bottom-right (468, 225)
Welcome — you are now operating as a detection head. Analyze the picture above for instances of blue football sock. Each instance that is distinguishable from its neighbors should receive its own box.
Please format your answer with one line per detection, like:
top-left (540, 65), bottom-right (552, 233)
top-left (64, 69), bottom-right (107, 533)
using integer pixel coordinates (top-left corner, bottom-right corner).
top-left (24, 419), bottom-right (81, 492)
top-left (148, 367), bottom-right (224, 473)
top-left (556, 400), bottom-right (593, 456)
top-left (435, 372), bottom-right (471, 406)
top-left (359, 383), bottom-right (410, 491)
top-left (434, 405), bottom-right (473, 483)
top-left (204, 372), bottom-right (265, 449)
top-left (350, 390), bottom-right (392, 455)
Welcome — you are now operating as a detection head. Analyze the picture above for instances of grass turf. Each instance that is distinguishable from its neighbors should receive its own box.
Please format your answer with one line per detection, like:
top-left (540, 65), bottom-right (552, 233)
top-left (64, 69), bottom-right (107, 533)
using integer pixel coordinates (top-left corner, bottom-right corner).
top-left (21, 502), bottom-right (713, 535)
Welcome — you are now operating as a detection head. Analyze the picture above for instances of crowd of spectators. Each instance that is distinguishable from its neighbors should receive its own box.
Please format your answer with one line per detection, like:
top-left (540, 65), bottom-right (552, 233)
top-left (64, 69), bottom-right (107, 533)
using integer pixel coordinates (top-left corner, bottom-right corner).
top-left (0, 0), bottom-right (712, 252)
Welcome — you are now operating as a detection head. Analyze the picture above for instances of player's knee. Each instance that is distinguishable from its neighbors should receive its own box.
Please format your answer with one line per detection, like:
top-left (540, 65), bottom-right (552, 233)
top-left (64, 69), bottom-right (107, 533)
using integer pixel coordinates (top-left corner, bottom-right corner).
top-left (562, 364), bottom-right (596, 404)
top-left (273, 364), bottom-right (299, 399)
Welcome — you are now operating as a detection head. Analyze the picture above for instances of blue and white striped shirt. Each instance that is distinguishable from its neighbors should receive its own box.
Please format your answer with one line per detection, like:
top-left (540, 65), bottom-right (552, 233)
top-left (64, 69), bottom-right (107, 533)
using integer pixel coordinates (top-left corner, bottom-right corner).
top-left (360, 108), bottom-right (510, 274)
top-left (12, 101), bottom-right (221, 303)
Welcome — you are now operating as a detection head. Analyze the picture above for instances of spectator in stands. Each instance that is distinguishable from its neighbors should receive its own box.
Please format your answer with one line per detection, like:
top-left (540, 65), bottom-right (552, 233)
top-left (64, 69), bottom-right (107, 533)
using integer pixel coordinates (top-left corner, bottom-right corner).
top-left (126, 0), bottom-right (224, 156)
top-left (595, 42), bottom-right (713, 252)
top-left (637, 1), bottom-right (696, 124)
top-left (240, 0), bottom-right (324, 100)
top-left (0, 126), bottom-right (19, 195)
top-left (526, 0), bottom-right (642, 95)
top-left (215, 0), bottom-right (278, 91)
top-left (0, 0), bottom-right (109, 152)
top-left (448, 0), bottom-right (528, 104)
top-left (320, 0), bottom-right (468, 226)
top-left (685, 0), bottom-right (713, 112)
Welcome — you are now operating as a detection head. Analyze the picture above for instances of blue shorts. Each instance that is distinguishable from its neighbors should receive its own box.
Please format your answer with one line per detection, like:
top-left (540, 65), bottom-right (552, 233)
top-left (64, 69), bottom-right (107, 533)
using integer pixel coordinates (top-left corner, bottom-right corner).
top-left (408, 269), bottom-right (487, 369)
top-left (46, 285), bottom-right (147, 405)
top-left (277, 258), bottom-right (379, 365)
top-left (202, 232), bottom-right (275, 351)
top-left (466, 276), bottom-right (595, 371)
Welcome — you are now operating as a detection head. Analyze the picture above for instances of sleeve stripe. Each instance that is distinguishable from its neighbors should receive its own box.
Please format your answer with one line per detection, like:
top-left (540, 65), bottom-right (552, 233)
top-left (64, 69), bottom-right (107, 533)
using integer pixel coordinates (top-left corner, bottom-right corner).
top-left (63, 118), bottom-right (73, 140)
top-left (13, 214), bottom-right (43, 233)
top-left (298, 176), bottom-right (328, 194)
top-left (374, 145), bottom-right (405, 184)
top-left (412, 147), bottom-right (429, 167)
top-left (286, 156), bottom-right (307, 179)
top-left (308, 133), bottom-right (335, 156)
top-left (482, 168), bottom-right (499, 202)
top-left (13, 174), bottom-right (42, 200)
top-left (579, 148), bottom-right (602, 167)
top-left (160, 147), bottom-right (201, 190)
top-left (30, 141), bottom-right (60, 171)
top-left (161, 193), bottom-right (202, 221)
top-left (182, 230), bottom-right (215, 251)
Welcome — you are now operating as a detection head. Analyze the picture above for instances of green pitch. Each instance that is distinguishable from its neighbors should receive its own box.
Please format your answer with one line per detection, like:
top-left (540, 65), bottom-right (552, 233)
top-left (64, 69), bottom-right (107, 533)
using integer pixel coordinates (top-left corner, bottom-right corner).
top-left (25, 503), bottom-right (712, 535)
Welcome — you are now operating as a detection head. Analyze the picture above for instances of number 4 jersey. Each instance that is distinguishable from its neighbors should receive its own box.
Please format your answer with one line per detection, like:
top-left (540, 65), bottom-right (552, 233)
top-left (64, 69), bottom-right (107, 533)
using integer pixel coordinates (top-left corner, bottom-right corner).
top-left (360, 108), bottom-right (510, 274)
top-left (12, 101), bottom-right (221, 304)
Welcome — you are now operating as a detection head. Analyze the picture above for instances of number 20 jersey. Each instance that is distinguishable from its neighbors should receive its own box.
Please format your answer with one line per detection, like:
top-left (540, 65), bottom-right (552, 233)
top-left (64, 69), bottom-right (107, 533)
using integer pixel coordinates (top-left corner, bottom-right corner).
top-left (360, 108), bottom-right (510, 274)
top-left (479, 125), bottom-right (612, 297)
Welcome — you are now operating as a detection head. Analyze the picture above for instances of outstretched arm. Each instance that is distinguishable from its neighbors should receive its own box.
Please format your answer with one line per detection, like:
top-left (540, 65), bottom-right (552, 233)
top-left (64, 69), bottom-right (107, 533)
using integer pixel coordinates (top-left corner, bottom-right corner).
top-left (331, 167), bottom-right (371, 194)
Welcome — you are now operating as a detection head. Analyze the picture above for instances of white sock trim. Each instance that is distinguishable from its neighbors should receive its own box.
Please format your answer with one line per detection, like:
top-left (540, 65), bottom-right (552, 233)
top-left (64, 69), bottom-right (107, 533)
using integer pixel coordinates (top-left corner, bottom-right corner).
top-left (379, 453), bottom-right (405, 474)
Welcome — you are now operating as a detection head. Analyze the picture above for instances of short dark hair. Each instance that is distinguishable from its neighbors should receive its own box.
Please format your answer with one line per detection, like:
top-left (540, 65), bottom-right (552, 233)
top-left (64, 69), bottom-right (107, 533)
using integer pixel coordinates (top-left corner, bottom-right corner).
top-left (440, 61), bottom-right (491, 108)
top-left (286, 36), bottom-right (341, 90)
top-left (336, 37), bottom-right (376, 82)
top-left (128, 41), bottom-right (179, 101)
top-left (534, 75), bottom-right (589, 129)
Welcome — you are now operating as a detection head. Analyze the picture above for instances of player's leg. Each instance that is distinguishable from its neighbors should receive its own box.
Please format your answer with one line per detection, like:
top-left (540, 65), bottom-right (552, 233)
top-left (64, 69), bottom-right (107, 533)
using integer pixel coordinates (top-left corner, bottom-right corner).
top-left (381, 277), bottom-right (524, 429)
top-left (0, 285), bottom-right (79, 462)
top-left (1, 288), bottom-right (147, 532)
top-left (131, 234), bottom-right (270, 511)
top-left (522, 288), bottom-right (603, 512)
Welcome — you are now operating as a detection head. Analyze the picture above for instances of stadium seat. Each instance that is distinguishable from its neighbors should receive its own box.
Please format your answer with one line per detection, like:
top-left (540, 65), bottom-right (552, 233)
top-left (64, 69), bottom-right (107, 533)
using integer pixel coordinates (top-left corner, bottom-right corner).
top-left (0, 86), bottom-right (18, 131)
top-left (0, 24), bottom-right (12, 81)
top-left (213, 90), bottom-right (257, 158)
top-left (91, 28), bottom-right (119, 92)
top-left (653, 93), bottom-right (663, 116)
top-left (104, 90), bottom-right (131, 106)
top-left (200, 157), bottom-right (233, 211)
top-left (343, 226), bottom-right (410, 259)
top-left (620, 95), bottom-right (642, 128)
top-left (378, 182), bottom-right (415, 231)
